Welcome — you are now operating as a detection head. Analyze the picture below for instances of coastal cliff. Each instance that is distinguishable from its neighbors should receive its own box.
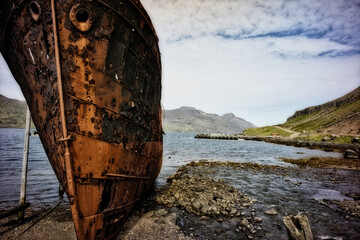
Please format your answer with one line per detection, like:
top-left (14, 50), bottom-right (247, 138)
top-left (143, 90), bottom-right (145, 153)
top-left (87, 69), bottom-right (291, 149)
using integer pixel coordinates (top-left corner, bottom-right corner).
top-left (282, 86), bottom-right (360, 135)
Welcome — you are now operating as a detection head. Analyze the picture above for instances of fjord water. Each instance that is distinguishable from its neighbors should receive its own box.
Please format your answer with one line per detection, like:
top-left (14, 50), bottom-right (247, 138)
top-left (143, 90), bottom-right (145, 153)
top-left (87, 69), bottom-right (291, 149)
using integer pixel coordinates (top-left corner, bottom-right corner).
top-left (0, 129), bottom-right (341, 208)
top-left (1, 129), bottom-right (359, 238)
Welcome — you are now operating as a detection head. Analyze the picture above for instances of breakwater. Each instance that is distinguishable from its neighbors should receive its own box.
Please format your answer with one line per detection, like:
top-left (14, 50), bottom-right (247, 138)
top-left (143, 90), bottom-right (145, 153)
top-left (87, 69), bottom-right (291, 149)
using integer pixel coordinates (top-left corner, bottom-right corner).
top-left (194, 134), bottom-right (360, 154)
top-left (194, 134), bottom-right (238, 140)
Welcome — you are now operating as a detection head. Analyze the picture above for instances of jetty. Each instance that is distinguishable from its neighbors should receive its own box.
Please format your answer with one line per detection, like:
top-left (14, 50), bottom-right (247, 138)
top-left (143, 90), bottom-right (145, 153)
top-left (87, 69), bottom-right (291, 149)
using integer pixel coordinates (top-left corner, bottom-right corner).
top-left (195, 134), bottom-right (360, 156)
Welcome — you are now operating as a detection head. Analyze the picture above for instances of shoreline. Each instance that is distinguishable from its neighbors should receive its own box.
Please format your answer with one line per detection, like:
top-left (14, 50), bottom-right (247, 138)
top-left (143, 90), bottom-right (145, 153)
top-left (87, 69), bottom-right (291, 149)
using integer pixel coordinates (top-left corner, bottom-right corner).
top-left (1, 159), bottom-right (359, 239)
top-left (195, 133), bottom-right (360, 154)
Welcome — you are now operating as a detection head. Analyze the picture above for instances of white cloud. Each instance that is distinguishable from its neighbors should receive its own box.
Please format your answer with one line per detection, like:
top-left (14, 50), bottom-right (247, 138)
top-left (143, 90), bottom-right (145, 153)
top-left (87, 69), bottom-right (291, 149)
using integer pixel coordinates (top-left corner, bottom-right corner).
top-left (161, 34), bottom-right (360, 125)
top-left (0, 54), bottom-right (24, 100)
top-left (141, 0), bottom-right (360, 125)
top-left (1, 0), bottom-right (359, 126)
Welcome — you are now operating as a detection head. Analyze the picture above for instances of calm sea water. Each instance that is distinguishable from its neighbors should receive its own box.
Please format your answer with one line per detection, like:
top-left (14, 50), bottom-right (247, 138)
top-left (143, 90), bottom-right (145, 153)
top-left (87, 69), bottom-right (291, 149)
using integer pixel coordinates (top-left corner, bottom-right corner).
top-left (0, 129), bottom-right (341, 208)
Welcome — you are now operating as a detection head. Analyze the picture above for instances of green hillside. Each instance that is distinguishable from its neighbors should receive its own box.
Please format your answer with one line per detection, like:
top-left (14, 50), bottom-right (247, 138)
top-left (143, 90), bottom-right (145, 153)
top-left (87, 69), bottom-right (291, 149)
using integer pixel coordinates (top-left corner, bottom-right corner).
top-left (280, 86), bottom-right (360, 134)
top-left (281, 100), bottom-right (360, 132)
top-left (0, 94), bottom-right (28, 128)
top-left (243, 126), bottom-right (292, 137)
top-left (243, 86), bottom-right (360, 138)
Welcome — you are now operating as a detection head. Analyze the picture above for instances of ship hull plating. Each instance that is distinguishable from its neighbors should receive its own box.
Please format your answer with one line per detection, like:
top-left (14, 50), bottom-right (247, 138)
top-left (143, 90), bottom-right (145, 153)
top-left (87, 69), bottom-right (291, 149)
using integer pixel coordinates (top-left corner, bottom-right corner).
top-left (0, 0), bottom-right (162, 239)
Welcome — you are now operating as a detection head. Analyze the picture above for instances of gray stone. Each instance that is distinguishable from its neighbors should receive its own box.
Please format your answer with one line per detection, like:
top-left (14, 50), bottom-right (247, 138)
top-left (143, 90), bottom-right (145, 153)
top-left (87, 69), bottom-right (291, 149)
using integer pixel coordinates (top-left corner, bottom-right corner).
top-left (265, 208), bottom-right (278, 215)
top-left (230, 209), bottom-right (237, 215)
top-left (240, 218), bottom-right (249, 227)
top-left (322, 137), bottom-right (330, 142)
top-left (153, 209), bottom-right (168, 217)
top-left (154, 219), bottom-right (166, 224)
top-left (344, 149), bottom-right (359, 159)
top-left (253, 217), bottom-right (262, 222)
top-left (283, 213), bottom-right (313, 240)
top-left (242, 202), bottom-right (252, 207)
top-left (165, 213), bottom-right (177, 225)
top-left (195, 185), bottom-right (206, 192)
top-left (192, 201), bottom-right (203, 212)
top-left (213, 192), bottom-right (222, 199)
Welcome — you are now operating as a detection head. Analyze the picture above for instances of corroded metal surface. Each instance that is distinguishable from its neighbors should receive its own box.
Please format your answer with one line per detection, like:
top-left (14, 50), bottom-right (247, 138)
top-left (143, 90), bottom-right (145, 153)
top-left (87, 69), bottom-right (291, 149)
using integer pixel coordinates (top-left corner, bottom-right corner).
top-left (0, 0), bottom-right (162, 239)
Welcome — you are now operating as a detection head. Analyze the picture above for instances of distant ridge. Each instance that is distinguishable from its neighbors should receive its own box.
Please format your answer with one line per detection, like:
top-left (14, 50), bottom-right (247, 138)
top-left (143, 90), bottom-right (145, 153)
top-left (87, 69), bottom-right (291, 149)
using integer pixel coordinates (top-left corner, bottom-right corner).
top-left (163, 106), bottom-right (255, 133)
top-left (1, 95), bottom-right (256, 132)
top-left (0, 94), bottom-right (28, 128)
top-left (281, 86), bottom-right (360, 135)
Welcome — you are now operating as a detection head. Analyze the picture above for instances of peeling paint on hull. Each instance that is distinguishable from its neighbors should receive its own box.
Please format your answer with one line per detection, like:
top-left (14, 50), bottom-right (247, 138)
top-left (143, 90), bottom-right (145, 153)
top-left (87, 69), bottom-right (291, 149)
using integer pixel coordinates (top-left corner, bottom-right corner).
top-left (0, 0), bottom-right (162, 239)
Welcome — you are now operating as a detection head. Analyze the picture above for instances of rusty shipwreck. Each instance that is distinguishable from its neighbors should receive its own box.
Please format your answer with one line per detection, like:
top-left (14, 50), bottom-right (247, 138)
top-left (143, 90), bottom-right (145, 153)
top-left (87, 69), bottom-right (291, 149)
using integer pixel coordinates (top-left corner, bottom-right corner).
top-left (0, 0), bottom-right (162, 239)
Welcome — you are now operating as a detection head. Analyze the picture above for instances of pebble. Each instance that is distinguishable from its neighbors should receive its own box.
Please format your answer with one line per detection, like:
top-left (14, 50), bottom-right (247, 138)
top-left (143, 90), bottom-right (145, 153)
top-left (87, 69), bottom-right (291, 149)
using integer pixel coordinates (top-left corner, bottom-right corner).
top-left (240, 218), bottom-right (249, 227)
top-left (165, 213), bottom-right (177, 225)
top-left (243, 202), bottom-right (252, 207)
top-left (153, 209), bottom-right (168, 217)
top-left (265, 208), bottom-right (278, 215)
top-left (253, 217), bottom-right (262, 222)
top-left (230, 209), bottom-right (237, 215)
top-left (192, 201), bottom-right (202, 212)
top-left (154, 219), bottom-right (166, 224)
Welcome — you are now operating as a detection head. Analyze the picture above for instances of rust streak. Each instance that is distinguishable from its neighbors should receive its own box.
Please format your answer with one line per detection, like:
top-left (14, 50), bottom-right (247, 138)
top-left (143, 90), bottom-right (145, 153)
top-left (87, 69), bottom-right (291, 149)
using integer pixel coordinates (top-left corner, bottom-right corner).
top-left (106, 173), bottom-right (150, 180)
top-left (103, 198), bottom-right (140, 214)
top-left (66, 93), bottom-right (152, 132)
top-left (94, 0), bottom-right (160, 69)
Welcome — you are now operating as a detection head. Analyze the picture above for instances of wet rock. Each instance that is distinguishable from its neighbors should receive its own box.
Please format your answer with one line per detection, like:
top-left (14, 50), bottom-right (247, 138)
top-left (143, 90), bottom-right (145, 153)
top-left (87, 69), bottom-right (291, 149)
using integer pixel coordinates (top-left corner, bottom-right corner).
top-left (165, 213), bottom-right (177, 225)
top-left (265, 208), bottom-right (278, 215)
top-left (344, 149), bottom-right (359, 159)
top-left (230, 209), bottom-right (237, 215)
top-left (322, 137), bottom-right (330, 142)
top-left (242, 202), bottom-right (252, 207)
top-left (283, 213), bottom-right (313, 240)
top-left (253, 217), bottom-right (262, 222)
top-left (156, 165), bottom-right (253, 217)
top-left (192, 201), bottom-right (203, 212)
top-left (213, 192), bottom-right (223, 199)
top-left (240, 218), bottom-right (249, 227)
top-left (195, 185), bottom-right (206, 192)
top-left (153, 209), bottom-right (168, 217)
top-left (154, 219), bottom-right (166, 224)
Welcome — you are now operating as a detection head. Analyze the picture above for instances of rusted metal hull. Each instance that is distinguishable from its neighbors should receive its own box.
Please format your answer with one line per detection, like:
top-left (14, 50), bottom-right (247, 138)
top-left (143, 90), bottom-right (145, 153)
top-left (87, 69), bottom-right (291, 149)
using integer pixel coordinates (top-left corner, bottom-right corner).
top-left (0, 0), bottom-right (162, 239)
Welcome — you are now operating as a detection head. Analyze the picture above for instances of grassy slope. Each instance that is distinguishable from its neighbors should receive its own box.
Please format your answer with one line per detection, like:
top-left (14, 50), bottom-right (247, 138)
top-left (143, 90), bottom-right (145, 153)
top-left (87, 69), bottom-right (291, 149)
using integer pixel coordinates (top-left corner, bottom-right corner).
top-left (281, 99), bottom-right (360, 133)
top-left (243, 87), bottom-right (360, 144)
top-left (0, 94), bottom-right (27, 128)
top-left (243, 126), bottom-right (292, 137)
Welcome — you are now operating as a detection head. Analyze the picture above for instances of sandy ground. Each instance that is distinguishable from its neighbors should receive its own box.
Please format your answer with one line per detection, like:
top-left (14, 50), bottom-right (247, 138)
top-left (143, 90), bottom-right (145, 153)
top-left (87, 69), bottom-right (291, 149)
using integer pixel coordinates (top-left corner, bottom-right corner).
top-left (0, 201), bottom-right (191, 240)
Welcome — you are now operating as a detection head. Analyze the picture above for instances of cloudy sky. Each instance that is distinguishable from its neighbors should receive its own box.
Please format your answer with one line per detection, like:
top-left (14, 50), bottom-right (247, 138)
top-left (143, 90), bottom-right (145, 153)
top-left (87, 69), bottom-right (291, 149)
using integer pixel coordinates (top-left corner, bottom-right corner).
top-left (1, 0), bottom-right (360, 126)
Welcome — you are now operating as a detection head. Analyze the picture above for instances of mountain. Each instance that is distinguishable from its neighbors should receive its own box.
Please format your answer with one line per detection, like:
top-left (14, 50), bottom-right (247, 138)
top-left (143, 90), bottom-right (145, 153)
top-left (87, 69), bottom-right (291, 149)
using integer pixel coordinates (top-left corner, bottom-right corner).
top-left (281, 86), bottom-right (360, 135)
top-left (1, 95), bottom-right (255, 133)
top-left (0, 94), bottom-right (28, 128)
top-left (163, 106), bottom-right (256, 133)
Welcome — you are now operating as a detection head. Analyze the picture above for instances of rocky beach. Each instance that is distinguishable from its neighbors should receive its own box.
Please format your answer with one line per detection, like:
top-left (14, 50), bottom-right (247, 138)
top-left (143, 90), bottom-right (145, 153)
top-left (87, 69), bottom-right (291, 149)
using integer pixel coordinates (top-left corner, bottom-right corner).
top-left (1, 158), bottom-right (360, 239)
